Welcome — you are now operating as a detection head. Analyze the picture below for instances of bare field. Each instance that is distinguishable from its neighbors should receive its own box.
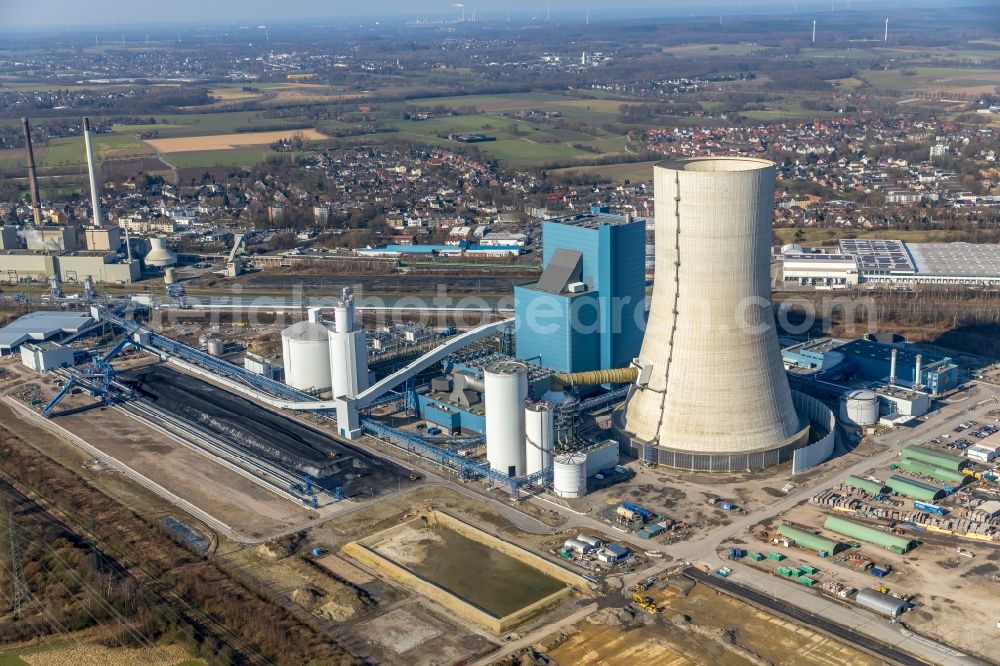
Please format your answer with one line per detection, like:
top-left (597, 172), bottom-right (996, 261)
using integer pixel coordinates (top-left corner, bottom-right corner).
top-left (25, 385), bottom-right (315, 537)
top-left (7, 640), bottom-right (198, 666)
top-left (546, 582), bottom-right (881, 666)
top-left (144, 129), bottom-right (326, 153)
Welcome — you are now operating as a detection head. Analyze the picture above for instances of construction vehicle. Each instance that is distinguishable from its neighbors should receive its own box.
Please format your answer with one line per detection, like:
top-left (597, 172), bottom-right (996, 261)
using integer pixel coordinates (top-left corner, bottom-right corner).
top-left (631, 592), bottom-right (660, 614)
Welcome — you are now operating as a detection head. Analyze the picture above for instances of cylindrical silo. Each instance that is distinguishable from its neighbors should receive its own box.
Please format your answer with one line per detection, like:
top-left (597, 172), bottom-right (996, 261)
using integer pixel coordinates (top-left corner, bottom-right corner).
top-left (164, 267), bottom-right (176, 285)
top-left (328, 288), bottom-right (369, 399)
top-left (485, 360), bottom-right (528, 477)
top-left (206, 338), bottom-right (225, 356)
top-left (840, 389), bottom-right (879, 426)
top-left (553, 453), bottom-right (587, 498)
top-left (281, 321), bottom-right (332, 393)
top-left (525, 401), bottom-right (555, 476)
top-left (624, 158), bottom-right (808, 471)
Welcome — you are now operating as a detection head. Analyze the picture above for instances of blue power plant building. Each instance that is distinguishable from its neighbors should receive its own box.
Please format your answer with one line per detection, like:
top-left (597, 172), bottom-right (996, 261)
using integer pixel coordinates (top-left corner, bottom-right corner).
top-left (514, 212), bottom-right (646, 373)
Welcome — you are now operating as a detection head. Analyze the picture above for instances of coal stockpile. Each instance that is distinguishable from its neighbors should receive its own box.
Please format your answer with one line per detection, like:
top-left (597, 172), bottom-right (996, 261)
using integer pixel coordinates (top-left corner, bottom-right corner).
top-left (126, 365), bottom-right (409, 496)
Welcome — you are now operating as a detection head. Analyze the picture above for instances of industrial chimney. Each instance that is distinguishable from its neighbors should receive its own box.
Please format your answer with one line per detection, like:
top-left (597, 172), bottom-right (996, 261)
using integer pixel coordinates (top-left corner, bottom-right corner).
top-left (83, 117), bottom-right (103, 227)
top-left (624, 158), bottom-right (808, 471)
top-left (21, 118), bottom-right (43, 227)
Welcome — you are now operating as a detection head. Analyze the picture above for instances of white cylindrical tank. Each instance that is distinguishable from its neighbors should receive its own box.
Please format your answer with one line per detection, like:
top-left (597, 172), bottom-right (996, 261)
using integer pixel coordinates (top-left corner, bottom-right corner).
top-left (328, 288), bottom-right (369, 399)
top-left (206, 338), bottom-right (225, 356)
top-left (553, 453), bottom-right (587, 498)
top-left (840, 389), bottom-right (879, 426)
top-left (281, 321), bottom-right (332, 393)
top-left (164, 267), bottom-right (176, 284)
top-left (525, 401), bottom-right (555, 477)
top-left (625, 158), bottom-right (807, 464)
top-left (485, 360), bottom-right (528, 477)
top-left (144, 237), bottom-right (177, 267)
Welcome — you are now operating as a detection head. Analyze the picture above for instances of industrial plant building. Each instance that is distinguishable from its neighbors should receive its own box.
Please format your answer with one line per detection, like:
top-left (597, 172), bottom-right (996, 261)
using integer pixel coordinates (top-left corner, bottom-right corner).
top-left (0, 311), bottom-right (97, 355)
top-left (781, 239), bottom-right (1000, 287)
top-left (514, 212), bottom-right (646, 373)
top-left (783, 336), bottom-right (958, 395)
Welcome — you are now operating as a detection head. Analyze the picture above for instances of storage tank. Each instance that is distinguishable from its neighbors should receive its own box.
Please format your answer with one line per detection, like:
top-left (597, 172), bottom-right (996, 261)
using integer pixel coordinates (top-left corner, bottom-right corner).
top-left (206, 338), bottom-right (225, 356)
top-left (624, 158), bottom-right (808, 471)
top-left (553, 453), bottom-right (587, 498)
top-left (164, 267), bottom-right (176, 285)
top-left (840, 389), bottom-right (879, 426)
top-left (144, 237), bottom-right (177, 267)
top-left (484, 360), bottom-right (528, 477)
top-left (281, 321), bottom-right (332, 393)
top-left (525, 401), bottom-right (555, 477)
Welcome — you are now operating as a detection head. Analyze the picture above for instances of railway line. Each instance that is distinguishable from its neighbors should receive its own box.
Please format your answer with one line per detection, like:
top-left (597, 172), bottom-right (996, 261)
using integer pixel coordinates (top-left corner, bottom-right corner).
top-left (117, 399), bottom-right (319, 506)
top-left (46, 366), bottom-right (324, 507)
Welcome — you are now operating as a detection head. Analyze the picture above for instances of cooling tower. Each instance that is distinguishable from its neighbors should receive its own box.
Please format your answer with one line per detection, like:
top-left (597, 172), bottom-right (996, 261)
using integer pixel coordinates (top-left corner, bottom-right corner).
top-left (624, 157), bottom-right (808, 471)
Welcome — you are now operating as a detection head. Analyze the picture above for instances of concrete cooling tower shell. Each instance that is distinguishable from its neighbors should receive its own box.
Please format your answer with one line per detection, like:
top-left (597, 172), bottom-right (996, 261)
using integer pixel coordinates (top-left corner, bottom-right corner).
top-left (624, 157), bottom-right (808, 471)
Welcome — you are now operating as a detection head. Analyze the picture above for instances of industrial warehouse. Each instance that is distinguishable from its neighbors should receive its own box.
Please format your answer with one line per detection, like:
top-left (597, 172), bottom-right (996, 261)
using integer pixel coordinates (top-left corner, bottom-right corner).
top-left (780, 238), bottom-right (1000, 287)
top-left (3, 155), bottom-right (1000, 665)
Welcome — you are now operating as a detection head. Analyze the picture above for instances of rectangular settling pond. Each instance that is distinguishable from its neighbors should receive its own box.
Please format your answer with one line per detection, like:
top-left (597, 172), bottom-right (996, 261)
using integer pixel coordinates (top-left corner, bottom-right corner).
top-left (345, 511), bottom-right (585, 632)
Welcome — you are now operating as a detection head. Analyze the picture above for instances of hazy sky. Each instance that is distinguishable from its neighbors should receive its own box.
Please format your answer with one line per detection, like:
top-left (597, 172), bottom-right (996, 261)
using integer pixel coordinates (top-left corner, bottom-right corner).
top-left (0, 0), bottom-right (910, 28)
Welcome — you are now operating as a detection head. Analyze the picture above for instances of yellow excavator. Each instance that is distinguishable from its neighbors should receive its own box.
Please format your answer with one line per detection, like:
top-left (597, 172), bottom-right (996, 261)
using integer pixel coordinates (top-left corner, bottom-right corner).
top-left (631, 592), bottom-right (660, 614)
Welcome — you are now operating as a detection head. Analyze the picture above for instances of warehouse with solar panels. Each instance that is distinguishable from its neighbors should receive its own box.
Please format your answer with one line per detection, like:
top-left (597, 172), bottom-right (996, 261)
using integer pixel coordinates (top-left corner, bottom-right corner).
top-left (780, 239), bottom-right (1000, 287)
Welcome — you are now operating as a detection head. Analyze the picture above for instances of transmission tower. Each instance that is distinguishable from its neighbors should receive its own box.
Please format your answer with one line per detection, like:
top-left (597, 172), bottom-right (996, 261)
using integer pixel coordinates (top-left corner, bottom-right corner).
top-left (4, 503), bottom-right (30, 617)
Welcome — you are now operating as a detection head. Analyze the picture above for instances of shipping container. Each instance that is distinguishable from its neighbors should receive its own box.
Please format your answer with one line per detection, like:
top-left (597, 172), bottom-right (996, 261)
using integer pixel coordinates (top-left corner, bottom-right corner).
top-left (767, 552), bottom-right (785, 561)
top-left (749, 552), bottom-right (765, 561)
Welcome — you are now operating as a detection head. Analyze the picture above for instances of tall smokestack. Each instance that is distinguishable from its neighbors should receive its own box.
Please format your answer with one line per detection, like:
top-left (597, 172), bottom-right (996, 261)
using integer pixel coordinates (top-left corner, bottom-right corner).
top-left (914, 354), bottom-right (923, 388)
top-left (83, 117), bottom-right (103, 228)
top-left (889, 348), bottom-right (898, 385)
top-left (21, 117), bottom-right (43, 227)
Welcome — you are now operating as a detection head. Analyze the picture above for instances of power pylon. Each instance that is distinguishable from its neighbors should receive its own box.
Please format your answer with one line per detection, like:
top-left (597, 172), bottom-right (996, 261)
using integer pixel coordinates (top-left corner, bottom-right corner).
top-left (4, 503), bottom-right (30, 617)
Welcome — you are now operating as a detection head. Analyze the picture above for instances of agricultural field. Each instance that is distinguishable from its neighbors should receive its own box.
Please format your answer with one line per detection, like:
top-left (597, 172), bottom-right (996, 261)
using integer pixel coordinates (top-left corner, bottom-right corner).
top-left (386, 109), bottom-right (631, 166)
top-left (197, 82), bottom-right (367, 109)
top-left (407, 92), bottom-right (625, 122)
top-left (663, 43), bottom-right (771, 57)
top-left (861, 66), bottom-right (1000, 95)
top-left (0, 133), bottom-right (154, 169)
top-left (549, 160), bottom-right (658, 184)
top-left (165, 148), bottom-right (293, 169)
top-left (143, 128), bottom-right (327, 153)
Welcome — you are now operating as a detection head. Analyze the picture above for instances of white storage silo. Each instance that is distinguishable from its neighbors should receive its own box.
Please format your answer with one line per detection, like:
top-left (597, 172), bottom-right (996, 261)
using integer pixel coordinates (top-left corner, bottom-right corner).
top-left (525, 401), bottom-right (555, 477)
top-left (281, 321), bottom-right (332, 393)
top-left (840, 389), bottom-right (879, 426)
top-left (624, 157), bottom-right (808, 471)
top-left (485, 360), bottom-right (528, 477)
top-left (553, 453), bottom-right (587, 498)
top-left (328, 288), bottom-right (369, 399)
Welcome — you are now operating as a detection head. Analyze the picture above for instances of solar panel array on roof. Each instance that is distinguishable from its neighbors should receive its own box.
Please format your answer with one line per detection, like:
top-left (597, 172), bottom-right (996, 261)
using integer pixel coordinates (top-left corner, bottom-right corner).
top-left (838, 239), bottom-right (915, 273)
top-left (783, 253), bottom-right (857, 263)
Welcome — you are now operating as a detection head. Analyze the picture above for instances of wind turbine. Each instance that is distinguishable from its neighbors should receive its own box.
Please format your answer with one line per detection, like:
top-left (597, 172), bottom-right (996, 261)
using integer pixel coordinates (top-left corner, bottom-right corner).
top-left (884, 17), bottom-right (889, 42)
top-left (452, 2), bottom-right (465, 21)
